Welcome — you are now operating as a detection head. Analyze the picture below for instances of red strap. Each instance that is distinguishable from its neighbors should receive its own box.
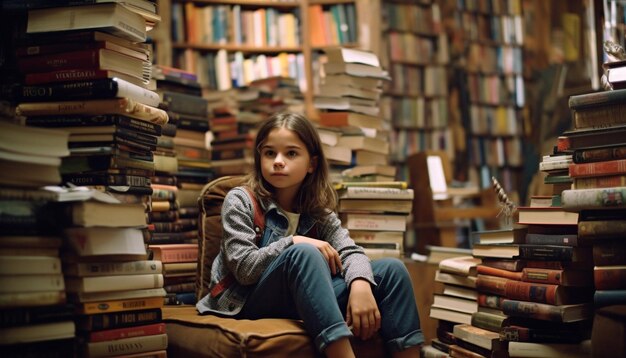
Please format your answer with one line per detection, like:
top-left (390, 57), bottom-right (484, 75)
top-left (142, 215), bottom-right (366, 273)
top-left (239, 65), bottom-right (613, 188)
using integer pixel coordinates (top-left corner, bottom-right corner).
top-left (211, 187), bottom-right (265, 298)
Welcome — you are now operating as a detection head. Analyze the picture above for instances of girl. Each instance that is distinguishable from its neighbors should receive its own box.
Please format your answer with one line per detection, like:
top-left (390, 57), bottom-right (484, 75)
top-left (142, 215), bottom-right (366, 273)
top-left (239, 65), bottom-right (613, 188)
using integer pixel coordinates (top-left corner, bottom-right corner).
top-left (196, 112), bottom-right (423, 357)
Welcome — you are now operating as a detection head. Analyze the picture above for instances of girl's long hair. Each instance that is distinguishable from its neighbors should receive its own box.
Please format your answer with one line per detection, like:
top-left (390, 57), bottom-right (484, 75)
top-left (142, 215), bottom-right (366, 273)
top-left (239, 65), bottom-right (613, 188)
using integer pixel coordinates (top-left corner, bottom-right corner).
top-left (246, 112), bottom-right (338, 219)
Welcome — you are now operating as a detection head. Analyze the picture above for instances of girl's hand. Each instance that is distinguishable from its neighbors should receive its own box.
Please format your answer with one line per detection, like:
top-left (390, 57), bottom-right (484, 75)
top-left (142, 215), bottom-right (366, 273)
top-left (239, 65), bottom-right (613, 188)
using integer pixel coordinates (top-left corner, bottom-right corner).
top-left (292, 235), bottom-right (342, 275)
top-left (346, 279), bottom-right (381, 340)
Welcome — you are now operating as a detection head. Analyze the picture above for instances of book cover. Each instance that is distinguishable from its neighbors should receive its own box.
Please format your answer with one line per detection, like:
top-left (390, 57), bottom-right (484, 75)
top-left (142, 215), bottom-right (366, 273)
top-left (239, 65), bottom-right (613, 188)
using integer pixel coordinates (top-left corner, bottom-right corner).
top-left (452, 324), bottom-right (500, 350)
top-left (0, 320), bottom-right (75, 345)
top-left (0, 255), bottom-right (61, 275)
top-left (77, 295), bottom-right (164, 314)
top-left (481, 258), bottom-right (525, 272)
top-left (339, 198), bottom-right (412, 214)
top-left (521, 267), bottom-right (593, 287)
top-left (516, 207), bottom-right (579, 225)
top-left (594, 265), bottom-right (626, 290)
top-left (84, 333), bottom-right (168, 357)
top-left (438, 256), bottom-right (481, 277)
top-left (507, 340), bottom-right (591, 358)
top-left (0, 274), bottom-right (65, 293)
top-left (148, 244), bottom-right (198, 263)
top-left (0, 290), bottom-right (66, 309)
top-left (504, 280), bottom-right (592, 305)
top-left (579, 220), bottom-right (626, 239)
top-left (558, 125), bottom-right (626, 151)
top-left (0, 304), bottom-right (73, 327)
top-left (569, 158), bottom-right (626, 178)
top-left (339, 213), bottom-right (406, 231)
top-left (501, 324), bottom-right (590, 343)
top-left (594, 289), bottom-right (626, 307)
top-left (501, 300), bottom-right (593, 322)
top-left (64, 260), bottom-right (163, 277)
top-left (71, 288), bottom-right (167, 304)
top-left (471, 227), bottom-right (527, 245)
top-left (62, 201), bottom-right (147, 228)
top-left (77, 308), bottom-right (162, 332)
top-left (476, 265), bottom-right (523, 281)
top-left (574, 174), bottom-right (626, 189)
top-left (429, 306), bottom-right (472, 325)
top-left (592, 241), bottom-right (626, 265)
top-left (572, 144), bottom-right (626, 164)
top-left (318, 111), bottom-right (384, 130)
top-left (87, 322), bottom-right (166, 343)
top-left (524, 233), bottom-right (582, 246)
top-left (475, 274), bottom-right (508, 296)
top-left (337, 186), bottom-right (413, 200)
top-left (64, 227), bottom-right (147, 257)
top-left (434, 270), bottom-right (477, 288)
top-left (562, 187), bottom-right (626, 211)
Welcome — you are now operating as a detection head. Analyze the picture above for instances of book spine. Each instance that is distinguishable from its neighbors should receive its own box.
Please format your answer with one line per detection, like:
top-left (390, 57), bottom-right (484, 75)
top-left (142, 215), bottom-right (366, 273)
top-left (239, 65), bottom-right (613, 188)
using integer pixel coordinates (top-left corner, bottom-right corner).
top-left (73, 260), bottom-right (162, 277)
top-left (0, 275), bottom-right (65, 293)
top-left (471, 312), bottom-right (506, 333)
top-left (571, 104), bottom-right (626, 129)
top-left (0, 305), bottom-right (73, 326)
top-left (501, 300), bottom-right (566, 322)
top-left (593, 242), bottom-right (626, 265)
top-left (482, 259), bottom-right (524, 272)
top-left (17, 49), bottom-right (101, 73)
top-left (63, 174), bottom-right (151, 187)
top-left (80, 308), bottom-right (162, 331)
top-left (579, 220), bottom-right (626, 239)
top-left (114, 78), bottom-right (161, 107)
top-left (340, 187), bottom-right (414, 199)
top-left (568, 90), bottom-right (626, 109)
top-left (569, 159), bottom-right (626, 178)
top-left (0, 291), bottom-right (66, 308)
top-left (25, 69), bottom-right (116, 85)
top-left (477, 293), bottom-right (505, 309)
top-left (521, 268), bottom-right (565, 285)
top-left (594, 267), bottom-right (626, 290)
top-left (69, 274), bottom-right (163, 293)
top-left (574, 175), bottom-right (626, 189)
top-left (573, 145), bottom-right (626, 164)
top-left (518, 245), bottom-right (573, 261)
top-left (504, 280), bottom-right (557, 305)
top-left (562, 187), bottom-right (626, 210)
top-left (342, 214), bottom-right (406, 231)
top-left (156, 249), bottom-right (198, 263)
top-left (79, 296), bottom-right (164, 315)
top-left (524, 233), bottom-right (579, 246)
top-left (114, 127), bottom-right (159, 145)
top-left (476, 275), bottom-right (508, 296)
top-left (88, 322), bottom-right (166, 343)
top-left (85, 333), bottom-right (168, 356)
top-left (476, 265), bottom-right (523, 280)
top-left (594, 290), bottom-right (626, 307)
top-left (500, 326), bottom-right (586, 343)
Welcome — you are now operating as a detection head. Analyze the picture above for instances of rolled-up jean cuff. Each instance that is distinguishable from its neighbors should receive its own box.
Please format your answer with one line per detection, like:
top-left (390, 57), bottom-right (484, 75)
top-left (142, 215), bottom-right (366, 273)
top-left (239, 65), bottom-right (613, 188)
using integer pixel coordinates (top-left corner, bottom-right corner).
top-left (386, 329), bottom-right (425, 352)
top-left (314, 321), bottom-right (353, 352)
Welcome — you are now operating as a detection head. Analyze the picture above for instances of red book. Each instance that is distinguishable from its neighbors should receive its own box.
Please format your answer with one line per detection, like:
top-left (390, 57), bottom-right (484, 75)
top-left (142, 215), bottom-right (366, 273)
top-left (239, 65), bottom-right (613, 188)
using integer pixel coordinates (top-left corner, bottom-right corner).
top-left (569, 158), bottom-right (626, 178)
top-left (318, 111), bottom-right (383, 129)
top-left (148, 244), bottom-right (198, 263)
top-left (522, 267), bottom-right (593, 287)
top-left (17, 41), bottom-right (148, 61)
top-left (477, 265), bottom-right (523, 281)
top-left (477, 293), bottom-right (505, 309)
top-left (476, 274), bottom-right (508, 296)
top-left (504, 280), bottom-right (592, 305)
top-left (88, 323), bottom-right (166, 343)
top-left (25, 68), bottom-right (146, 88)
top-left (594, 266), bottom-right (626, 290)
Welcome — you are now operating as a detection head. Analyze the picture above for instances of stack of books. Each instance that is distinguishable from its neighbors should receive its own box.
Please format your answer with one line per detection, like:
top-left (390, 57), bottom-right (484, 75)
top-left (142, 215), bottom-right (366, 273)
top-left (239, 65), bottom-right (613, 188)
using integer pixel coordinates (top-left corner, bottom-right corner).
top-left (562, 88), bottom-right (626, 357)
top-left (0, 122), bottom-right (75, 357)
top-left (314, 47), bottom-right (391, 183)
top-left (466, 173), bottom-right (594, 356)
top-left (335, 181), bottom-right (414, 259)
top-left (149, 244), bottom-right (199, 305)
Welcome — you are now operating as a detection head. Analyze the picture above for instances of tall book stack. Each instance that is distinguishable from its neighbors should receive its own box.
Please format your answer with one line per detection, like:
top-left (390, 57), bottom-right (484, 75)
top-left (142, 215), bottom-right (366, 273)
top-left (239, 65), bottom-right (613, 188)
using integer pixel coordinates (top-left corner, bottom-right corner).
top-left (8, 2), bottom-right (170, 356)
top-left (149, 66), bottom-right (208, 304)
top-left (314, 47), bottom-right (391, 183)
top-left (334, 181), bottom-right (412, 259)
top-left (468, 175), bottom-right (594, 356)
top-left (0, 122), bottom-right (76, 357)
top-left (149, 244), bottom-right (199, 306)
top-left (562, 89), bottom-right (626, 357)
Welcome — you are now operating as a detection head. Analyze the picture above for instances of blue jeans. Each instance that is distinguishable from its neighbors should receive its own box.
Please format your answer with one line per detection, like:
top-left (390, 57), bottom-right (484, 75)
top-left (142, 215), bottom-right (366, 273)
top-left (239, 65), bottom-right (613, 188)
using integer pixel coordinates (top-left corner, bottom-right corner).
top-left (235, 244), bottom-right (424, 353)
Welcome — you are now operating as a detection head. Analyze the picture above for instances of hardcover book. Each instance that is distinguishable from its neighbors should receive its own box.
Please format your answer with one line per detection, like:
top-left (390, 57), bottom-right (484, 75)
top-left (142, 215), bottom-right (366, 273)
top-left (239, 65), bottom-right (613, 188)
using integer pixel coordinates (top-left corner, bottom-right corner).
top-left (501, 300), bottom-right (593, 322)
top-left (561, 186), bottom-right (626, 211)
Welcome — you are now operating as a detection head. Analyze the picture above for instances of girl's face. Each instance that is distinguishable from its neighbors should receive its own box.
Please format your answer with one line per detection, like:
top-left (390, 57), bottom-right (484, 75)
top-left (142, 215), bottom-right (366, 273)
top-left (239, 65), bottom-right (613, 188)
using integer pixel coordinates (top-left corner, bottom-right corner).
top-left (259, 127), bottom-right (315, 193)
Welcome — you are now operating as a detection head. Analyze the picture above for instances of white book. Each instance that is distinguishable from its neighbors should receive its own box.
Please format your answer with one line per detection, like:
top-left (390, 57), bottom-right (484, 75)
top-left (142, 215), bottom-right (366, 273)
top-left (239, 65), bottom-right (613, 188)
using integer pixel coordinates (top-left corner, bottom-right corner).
top-left (85, 333), bottom-right (168, 357)
top-left (27, 3), bottom-right (147, 43)
top-left (0, 256), bottom-right (61, 275)
top-left (65, 273), bottom-right (164, 293)
top-left (429, 306), bottom-right (472, 325)
top-left (64, 227), bottom-right (147, 257)
top-left (64, 260), bottom-right (163, 277)
top-left (0, 321), bottom-right (75, 345)
top-left (340, 213), bottom-right (407, 231)
top-left (72, 287), bottom-right (167, 303)
top-left (0, 274), bottom-right (65, 293)
top-left (325, 47), bottom-right (381, 68)
top-left (338, 187), bottom-right (414, 200)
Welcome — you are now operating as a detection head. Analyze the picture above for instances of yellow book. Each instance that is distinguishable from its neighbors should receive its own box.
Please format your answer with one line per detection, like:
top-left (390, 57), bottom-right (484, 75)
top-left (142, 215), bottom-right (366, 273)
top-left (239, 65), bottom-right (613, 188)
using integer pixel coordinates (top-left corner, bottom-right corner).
top-left (334, 181), bottom-right (408, 190)
top-left (78, 296), bottom-right (164, 315)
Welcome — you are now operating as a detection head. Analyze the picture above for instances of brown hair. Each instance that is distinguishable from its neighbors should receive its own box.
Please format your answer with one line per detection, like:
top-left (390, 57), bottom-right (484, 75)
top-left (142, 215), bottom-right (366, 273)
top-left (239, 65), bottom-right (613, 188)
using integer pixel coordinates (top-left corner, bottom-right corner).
top-left (245, 112), bottom-right (338, 219)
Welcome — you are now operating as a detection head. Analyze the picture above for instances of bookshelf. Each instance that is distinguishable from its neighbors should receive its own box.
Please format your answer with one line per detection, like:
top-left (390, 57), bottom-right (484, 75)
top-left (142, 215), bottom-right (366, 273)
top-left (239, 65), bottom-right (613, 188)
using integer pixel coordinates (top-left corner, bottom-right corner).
top-left (379, 0), bottom-right (452, 182)
top-left (154, 0), bottom-right (374, 117)
top-left (449, 0), bottom-right (526, 199)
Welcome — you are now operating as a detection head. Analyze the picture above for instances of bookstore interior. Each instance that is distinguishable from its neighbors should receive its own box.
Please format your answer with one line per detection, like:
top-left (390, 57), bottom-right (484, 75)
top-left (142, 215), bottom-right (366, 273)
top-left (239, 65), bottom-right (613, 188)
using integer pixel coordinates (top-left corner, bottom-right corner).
top-left (1, 0), bottom-right (626, 357)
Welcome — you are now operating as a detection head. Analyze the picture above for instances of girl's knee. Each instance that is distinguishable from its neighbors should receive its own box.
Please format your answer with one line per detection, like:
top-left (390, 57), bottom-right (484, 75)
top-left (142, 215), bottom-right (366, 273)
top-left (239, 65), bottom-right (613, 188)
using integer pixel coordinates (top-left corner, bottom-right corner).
top-left (374, 258), bottom-right (410, 280)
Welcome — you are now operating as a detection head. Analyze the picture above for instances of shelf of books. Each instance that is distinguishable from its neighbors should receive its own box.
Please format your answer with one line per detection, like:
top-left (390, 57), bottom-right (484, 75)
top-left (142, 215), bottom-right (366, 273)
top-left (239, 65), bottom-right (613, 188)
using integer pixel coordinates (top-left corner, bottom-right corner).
top-left (452, 0), bottom-right (526, 197)
top-left (380, 0), bottom-right (452, 182)
top-left (1, 1), bottom-right (170, 356)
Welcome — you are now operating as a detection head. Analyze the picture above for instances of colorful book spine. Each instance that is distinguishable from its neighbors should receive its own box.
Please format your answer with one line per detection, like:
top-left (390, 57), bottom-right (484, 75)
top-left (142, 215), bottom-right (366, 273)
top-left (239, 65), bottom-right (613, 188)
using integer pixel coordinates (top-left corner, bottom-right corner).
top-left (569, 159), bottom-right (626, 178)
top-left (78, 296), bottom-right (164, 315)
top-left (87, 322), bottom-right (166, 343)
top-left (562, 187), bottom-right (626, 210)
top-left (476, 265), bottom-right (523, 280)
top-left (594, 266), bottom-right (626, 290)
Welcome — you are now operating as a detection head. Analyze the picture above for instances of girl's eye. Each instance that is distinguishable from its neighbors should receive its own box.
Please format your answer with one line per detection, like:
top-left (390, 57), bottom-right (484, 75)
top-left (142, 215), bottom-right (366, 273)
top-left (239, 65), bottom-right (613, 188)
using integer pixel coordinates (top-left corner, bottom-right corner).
top-left (263, 150), bottom-right (275, 157)
top-left (287, 151), bottom-right (298, 158)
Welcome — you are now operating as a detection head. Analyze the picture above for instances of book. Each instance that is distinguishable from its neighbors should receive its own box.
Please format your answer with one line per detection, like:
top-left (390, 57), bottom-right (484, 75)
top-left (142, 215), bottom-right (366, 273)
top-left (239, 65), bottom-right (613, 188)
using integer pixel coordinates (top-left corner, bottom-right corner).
top-left (16, 98), bottom-right (169, 125)
top-left (476, 265), bottom-right (523, 281)
top-left (61, 201), bottom-right (147, 228)
top-left (574, 174), bottom-right (626, 189)
top-left (334, 181), bottom-right (408, 190)
top-left (507, 340), bottom-right (591, 358)
top-left (70, 288), bottom-right (167, 304)
top-left (434, 270), bottom-right (477, 288)
top-left (0, 121), bottom-right (69, 158)
top-left (25, 68), bottom-right (148, 87)
top-left (77, 295), bottom-right (164, 314)
top-left (592, 305), bottom-right (626, 357)
top-left (26, 3), bottom-right (147, 43)
top-left (0, 255), bottom-right (61, 275)
top-left (557, 125), bottom-right (626, 151)
top-left (341, 165), bottom-right (396, 178)
top-left (323, 62), bottom-right (389, 79)
top-left (443, 285), bottom-right (478, 300)
top-left (438, 256), bottom-right (481, 276)
top-left (84, 333), bottom-right (168, 357)
top-left (87, 322), bottom-right (166, 343)
top-left (148, 244), bottom-right (198, 263)
top-left (323, 73), bottom-right (383, 89)
top-left (516, 206), bottom-right (579, 225)
top-left (594, 289), bottom-right (626, 307)
top-left (524, 233), bottom-right (582, 246)
top-left (501, 300), bottom-right (593, 322)
top-left (27, 114), bottom-right (161, 135)
top-left (337, 186), bottom-right (413, 200)
top-left (0, 274), bottom-right (65, 293)
top-left (0, 320), bottom-right (75, 345)
top-left (318, 111), bottom-right (384, 129)
top-left (337, 136), bottom-right (389, 155)
top-left (64, 260), bottom-right (163, 277)
top-left (594, 265), bottom-right (626, 290)
top-left (0, 291), bottom-right (66, 309)
top-left (429, 306), bottom-right (472, 325)
top-left (473, 244), bottom-right (592, 262)
top-left (338, 199), bottom-right (412, 214)
top-left (452, 324), bottom-right (500, 351)
top-left (65, 274), bottom-right (164, 293)
top-left (17, 32), bottom-right (150, 59)
top-left (503, 280), bottom-right (592, 305)
top-left (314, 96), bottom-right (379, 116)
top-left (339, 213), bottom-right (406, 231)
top-left (562, 187), bottom-right (626, 210)
top-left (521, 267), bottom-right (593, 287)
top-left (569, 159), bottom-right (626, 178)
top-left (470, 227), bottom-right (527, 245)
top-left (16, 78), bottom-right (160, 107)
top-left (325, 47), bottom-right (381, 68)
top-left (433, 294), bottom-right (477, 314)
top-left (578, 220), bottom-right (626, 239)
top-left (77, 308), bottom-right (162, 331)
top-left (572, 144), bottom-right (626, 164)
top-left (64, 227), bottom-right (147, 257)
top-left (500, 323), bottom-right (590, 343)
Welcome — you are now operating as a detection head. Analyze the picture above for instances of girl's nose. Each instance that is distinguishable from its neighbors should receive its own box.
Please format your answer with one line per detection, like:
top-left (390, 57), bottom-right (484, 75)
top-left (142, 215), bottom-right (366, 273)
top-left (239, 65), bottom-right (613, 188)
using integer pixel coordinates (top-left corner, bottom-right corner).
top-left (274, 155), bottom-right (285, 168)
